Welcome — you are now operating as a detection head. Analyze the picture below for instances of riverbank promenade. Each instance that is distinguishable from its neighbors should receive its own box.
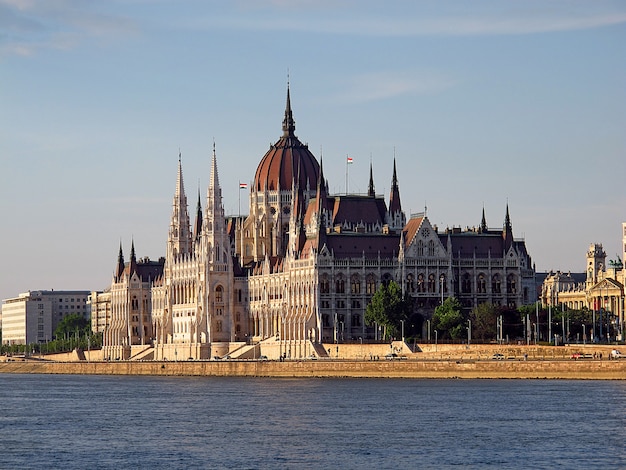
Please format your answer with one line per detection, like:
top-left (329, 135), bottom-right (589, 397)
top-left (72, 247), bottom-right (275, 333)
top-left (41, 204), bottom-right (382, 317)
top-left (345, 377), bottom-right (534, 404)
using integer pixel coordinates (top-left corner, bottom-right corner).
top-left (2, 343), bottom-right (625, 379)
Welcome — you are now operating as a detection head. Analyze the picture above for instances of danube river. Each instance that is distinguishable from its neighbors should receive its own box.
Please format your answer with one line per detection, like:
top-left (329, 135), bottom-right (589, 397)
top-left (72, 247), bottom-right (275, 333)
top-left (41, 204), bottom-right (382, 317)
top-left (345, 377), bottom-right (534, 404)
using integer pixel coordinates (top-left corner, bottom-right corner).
top-left (1, 374), bottom-right (624, 469)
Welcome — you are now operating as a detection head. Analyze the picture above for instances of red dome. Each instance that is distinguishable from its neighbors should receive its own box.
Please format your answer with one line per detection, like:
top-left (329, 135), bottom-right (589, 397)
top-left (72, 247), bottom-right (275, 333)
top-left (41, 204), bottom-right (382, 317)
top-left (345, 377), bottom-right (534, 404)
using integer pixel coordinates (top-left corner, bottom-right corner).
top-left (253, 88), bottom-right (319, 192)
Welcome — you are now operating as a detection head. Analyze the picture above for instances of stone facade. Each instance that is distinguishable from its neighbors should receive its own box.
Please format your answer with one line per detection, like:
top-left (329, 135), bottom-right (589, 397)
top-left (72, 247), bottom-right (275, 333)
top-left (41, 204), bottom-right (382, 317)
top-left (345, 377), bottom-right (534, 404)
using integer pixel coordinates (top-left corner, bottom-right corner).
top-left (98, 86), bottom-right (536, 359)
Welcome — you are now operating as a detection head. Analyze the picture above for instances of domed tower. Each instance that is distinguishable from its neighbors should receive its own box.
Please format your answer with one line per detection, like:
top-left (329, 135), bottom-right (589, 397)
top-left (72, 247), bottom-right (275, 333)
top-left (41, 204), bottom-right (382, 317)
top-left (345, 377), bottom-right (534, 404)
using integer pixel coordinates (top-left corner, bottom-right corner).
top-left (240, 85), bottom-right (320, 264)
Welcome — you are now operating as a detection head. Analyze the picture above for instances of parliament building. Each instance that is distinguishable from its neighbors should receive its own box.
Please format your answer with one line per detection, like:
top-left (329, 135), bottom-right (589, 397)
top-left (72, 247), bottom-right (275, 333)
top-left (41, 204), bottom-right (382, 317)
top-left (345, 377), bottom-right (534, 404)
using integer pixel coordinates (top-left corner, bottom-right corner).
top-left (98, 87), bottom-right (536, 360)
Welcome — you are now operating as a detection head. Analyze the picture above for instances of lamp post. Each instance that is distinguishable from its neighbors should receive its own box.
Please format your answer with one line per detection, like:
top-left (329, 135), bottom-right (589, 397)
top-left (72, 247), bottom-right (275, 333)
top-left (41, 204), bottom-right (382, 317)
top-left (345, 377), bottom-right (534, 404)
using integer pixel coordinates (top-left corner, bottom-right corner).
top-left (582, 324), bottom-right (586, 345)
top-left (468, 320), bottom-right (471, 346)
top-left (401, 320), bottom-right (405, 342)
top-left (434, 330), bottom-right (438, 352)
top-left (427, 320), bottom-right (431, 342)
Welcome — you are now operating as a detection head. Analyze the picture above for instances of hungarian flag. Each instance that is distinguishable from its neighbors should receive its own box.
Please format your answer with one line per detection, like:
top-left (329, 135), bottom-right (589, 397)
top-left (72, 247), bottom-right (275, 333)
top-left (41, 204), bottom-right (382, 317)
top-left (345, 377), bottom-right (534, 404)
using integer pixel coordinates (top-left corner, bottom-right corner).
top-left (347, 156), bottom-right (353, 164)
top-left (239, 182), bottom-right (248, 189)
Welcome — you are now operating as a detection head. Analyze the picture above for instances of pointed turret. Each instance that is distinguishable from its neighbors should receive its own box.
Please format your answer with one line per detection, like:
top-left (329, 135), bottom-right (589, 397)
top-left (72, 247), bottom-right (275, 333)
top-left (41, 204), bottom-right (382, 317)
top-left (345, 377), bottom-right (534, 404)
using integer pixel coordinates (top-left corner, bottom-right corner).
top-left (368, 162), bottom-right (375, 197)
top-left (389, 158), bottom-right (401, 213)
top-left (129, 238), bottom-right (137, 276)
top-left (387, 158), bottom-right (405, 231)
top-left (115, 242), bottom-right (125, 281)
top-left (167, 153), bottom-right (192, 259)
top-left (282, 84), bottom-right (296, 137)
top-left (480, 207), bottom-right (488, 233)
top-left (503, 203), bottom-right (513, 250)
top-left (194, 189), bottom-right (203, 242)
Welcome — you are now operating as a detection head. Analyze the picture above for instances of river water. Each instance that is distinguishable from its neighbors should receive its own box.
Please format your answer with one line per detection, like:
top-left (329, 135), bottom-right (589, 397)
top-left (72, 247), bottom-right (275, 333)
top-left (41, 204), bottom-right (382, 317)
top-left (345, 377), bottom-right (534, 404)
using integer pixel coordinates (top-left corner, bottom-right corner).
top-left (0, 374), bottom-right (624, 469)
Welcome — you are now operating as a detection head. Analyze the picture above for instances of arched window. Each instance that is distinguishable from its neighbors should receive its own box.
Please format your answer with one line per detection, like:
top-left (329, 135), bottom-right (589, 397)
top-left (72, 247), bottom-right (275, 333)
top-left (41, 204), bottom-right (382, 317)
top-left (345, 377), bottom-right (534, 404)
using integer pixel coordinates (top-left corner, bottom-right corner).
top-left (366, 274), bottom-right (376, 294)
top-left (462, 273), bottom-right (472, 294)
top-left (416, 240), bottom-right (424, 257)
top-left (428, 240), bottom-right (435, 256)
top-left (417, 274), bottom-right (425, 293)
top-left (215, 285), bottom-right (223, 303)
top-left (428, 274), bottom-right (436, 293)
top-left (335, 275), bottom-right (345, 294)
top-left (351, 275), bottom-right (361, 294)
top-left (406, 274), bottom-right (415, 293)
top-left (477, 274), bottom-right (486, 293)
top-left (492, 274), bottom-right (501, 294)
top-left (320, 275), bottom-right (330, 294)
top-left (507, 274), bottom-right (517, 294)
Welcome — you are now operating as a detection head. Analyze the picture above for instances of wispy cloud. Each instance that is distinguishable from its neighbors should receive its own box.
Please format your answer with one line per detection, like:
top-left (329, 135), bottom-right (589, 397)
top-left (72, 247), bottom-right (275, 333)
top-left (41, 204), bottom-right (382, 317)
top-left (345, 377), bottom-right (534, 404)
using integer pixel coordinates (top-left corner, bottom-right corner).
top-left (332, 71), bottom-right (458, 104)
top-left (0, 0), bottom-right (138, 57)
top-left (189, 1), bottom-right (626, 37)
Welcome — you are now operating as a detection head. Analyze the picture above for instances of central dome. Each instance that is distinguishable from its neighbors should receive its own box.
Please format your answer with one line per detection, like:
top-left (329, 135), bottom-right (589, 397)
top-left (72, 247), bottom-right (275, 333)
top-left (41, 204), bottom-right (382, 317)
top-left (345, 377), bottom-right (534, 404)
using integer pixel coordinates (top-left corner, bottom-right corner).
top-left (253, 87), bottom-right (320, 192)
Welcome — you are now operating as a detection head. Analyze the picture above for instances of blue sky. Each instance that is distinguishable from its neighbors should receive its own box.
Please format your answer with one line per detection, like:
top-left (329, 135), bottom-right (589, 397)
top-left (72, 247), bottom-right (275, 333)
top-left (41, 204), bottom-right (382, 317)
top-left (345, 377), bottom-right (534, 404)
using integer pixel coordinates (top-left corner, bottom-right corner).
top-left (1, 0), bottom-right (625, 302)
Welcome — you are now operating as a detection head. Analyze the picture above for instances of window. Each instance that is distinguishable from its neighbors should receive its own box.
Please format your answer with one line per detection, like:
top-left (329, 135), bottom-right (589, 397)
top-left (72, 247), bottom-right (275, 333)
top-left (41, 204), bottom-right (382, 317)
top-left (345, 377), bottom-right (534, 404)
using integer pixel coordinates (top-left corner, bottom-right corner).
top-left (462, 273), bottom-right (472, 294)
top-left (320, 275), bottom-right (330, 294)
top-left (492, 274), bottom-right (501, 294)
top-left (351, 275), bottom-right (361, 294)
top-left (216, 320), bottom-right (223, 332)
top-left (406, 274), bottom-right (415, 293)
top-left (351, 300), bottom-right (361, 309)
top-left (428, 240), bottom-right (435, 256)
top-left (477, 274), bottom-right (486, 293)
top-left (428, 274), bottom-right (436, 293)
top-left (416, 240), bottom-right (424, 256)
top-left (417, 274), bottom-right (425, 293)
top-left (352, 314), bottom-right (361, 327)
top-left (507, 275), bottom-right (517, 294)
top-left (215, 285), bottom-right (223, 303)
top-left (335, 276), bottom-right (345, 294)
top-left (366, 275), bottom-right (376, 294)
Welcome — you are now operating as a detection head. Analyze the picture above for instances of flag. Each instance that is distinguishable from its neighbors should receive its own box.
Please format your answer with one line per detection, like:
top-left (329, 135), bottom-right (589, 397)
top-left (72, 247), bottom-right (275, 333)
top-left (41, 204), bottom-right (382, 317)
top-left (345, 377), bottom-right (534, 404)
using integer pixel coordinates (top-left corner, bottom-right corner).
top-left (347, 156), bottom-right (353, 164)
top-left (239, 182), bottom-right (248, 189)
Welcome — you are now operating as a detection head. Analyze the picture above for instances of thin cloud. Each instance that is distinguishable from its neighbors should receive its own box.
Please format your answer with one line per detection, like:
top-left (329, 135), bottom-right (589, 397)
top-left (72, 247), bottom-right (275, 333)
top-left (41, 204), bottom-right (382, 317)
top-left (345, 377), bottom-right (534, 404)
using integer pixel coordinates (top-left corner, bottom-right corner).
top-left (0, 0), bottom-right (138, 57)
top-left (333, 71), bottom-right (458, 104)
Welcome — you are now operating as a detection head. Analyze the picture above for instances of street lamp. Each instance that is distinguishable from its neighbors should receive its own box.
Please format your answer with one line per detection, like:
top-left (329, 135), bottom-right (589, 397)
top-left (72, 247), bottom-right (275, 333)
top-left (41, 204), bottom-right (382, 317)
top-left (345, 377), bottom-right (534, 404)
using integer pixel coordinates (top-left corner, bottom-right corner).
top-left (434, 330), bottom-right (438, 352)
top-left (401, 320), bottom-right (405, 342)
top-left (468, 320), bottom-right (471, 346)
top-left (582, 324), bottom-right (586, 345)
top-left (440, 274), bottom-right (445, 305)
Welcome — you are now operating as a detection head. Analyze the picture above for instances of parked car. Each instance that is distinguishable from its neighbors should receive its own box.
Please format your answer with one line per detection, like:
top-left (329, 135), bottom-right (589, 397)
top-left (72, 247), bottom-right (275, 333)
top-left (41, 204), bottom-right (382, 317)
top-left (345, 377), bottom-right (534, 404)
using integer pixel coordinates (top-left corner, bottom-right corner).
top-left (492, 353), bottom-right (505, 360)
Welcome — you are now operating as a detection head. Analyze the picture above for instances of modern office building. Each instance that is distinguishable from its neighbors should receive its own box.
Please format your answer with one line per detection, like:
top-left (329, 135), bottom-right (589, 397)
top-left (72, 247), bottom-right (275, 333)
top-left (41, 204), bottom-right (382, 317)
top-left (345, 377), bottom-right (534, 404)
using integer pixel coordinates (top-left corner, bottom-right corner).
top-left (1, 290), bottom-right (90, 345)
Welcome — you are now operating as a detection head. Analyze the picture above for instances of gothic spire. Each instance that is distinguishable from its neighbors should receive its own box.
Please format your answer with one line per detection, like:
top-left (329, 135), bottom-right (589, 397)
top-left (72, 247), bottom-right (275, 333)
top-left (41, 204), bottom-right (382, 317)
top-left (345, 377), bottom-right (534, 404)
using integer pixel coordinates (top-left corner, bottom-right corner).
top-left (389, 158), bottom-right (402, 213)
top-left (115, 241), bottom-right (125, 281)
top-left (282, 83), bottom-right (296, 137)
top-left (194, 188), bottom-right (203, 242)
top-left (129, 238), bottom-right (137, 275)
top-left (480, 206), bottom-right (488, 232)
top-left (503, 203), bottom-right (513, 250)
top-left (368, 161), bottom-right (375, 197)
top-left (168, 152), bottom-right (192, 258)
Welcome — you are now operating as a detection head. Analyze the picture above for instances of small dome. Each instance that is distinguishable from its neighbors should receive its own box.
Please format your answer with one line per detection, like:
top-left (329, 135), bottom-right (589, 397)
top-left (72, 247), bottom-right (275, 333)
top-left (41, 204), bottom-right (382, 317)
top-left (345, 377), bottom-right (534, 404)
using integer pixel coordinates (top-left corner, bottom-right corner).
top-left (253, 87), bottom-right (319, 192)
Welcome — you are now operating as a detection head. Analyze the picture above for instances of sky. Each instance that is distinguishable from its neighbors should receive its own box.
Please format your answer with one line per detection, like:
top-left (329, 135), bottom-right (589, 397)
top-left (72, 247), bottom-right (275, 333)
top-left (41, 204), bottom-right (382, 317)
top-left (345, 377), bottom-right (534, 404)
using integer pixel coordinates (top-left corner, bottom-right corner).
top-left (1, 0), bottom-right (625, 302)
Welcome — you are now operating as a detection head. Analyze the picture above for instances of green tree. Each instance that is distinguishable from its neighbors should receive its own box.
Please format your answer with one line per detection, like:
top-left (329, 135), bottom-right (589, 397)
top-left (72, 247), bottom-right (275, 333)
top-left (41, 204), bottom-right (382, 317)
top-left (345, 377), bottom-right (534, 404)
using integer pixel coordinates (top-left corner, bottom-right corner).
top-left (365, 280), bottom-right (409, 340)
top-left (470, 302), bottom-right (498, 341)
top-left (432, 297), bottom-right (465, 340)
top-left (54, 313), bottom-right (89, 340)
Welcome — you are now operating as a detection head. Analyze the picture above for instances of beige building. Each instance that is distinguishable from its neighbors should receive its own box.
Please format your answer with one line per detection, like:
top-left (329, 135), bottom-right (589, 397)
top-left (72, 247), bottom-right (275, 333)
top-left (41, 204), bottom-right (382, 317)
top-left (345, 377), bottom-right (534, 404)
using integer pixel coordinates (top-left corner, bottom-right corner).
top-left (101, 86), bottom-right (536, 359)
top-left (541, 241), bottom-right (625, 341)
top-left (1, 290), bottom-right (89, 345)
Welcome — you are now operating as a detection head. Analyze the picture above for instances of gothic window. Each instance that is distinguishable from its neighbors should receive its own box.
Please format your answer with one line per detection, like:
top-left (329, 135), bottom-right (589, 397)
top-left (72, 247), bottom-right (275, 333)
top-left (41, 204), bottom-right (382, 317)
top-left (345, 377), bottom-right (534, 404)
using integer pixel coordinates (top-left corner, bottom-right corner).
top-left (336, 300), bottom-right (346, 309)
top-left (492, 274), bottom-right (501, 294)
top-left (428, 240), bottom-right (435, 257)
top-left (215, 285), bottom-right (223, 303)
top-left (462, 273), bottom-right (472, 294)
top-left (216, 320), bottom-right (223, 332)
top-left (427, 274), bottom-right (436, 293)
top-left (366, 275), bottom-right (376, 294)
top-left (351, 275), bottom-right (361, 294)
top-left (335, 275), bottom-right (345, 294)
top-left (320, 275), bottom-right (330, 294)
top-left (417, 274), bottom-right (425, 293)
top-left (322, 314), bottom-right (330, 327)
top-left (352, 314), bottom-right (362, 327)
top-left (382, 273), bottom-right (392, 286)
top-left (406, 274), bottom-right (415, 293)
top-left (351, 300), bottom-right (361, 309)
top-left (416, 240), bottom-right (424, 257)
top-left (507, 274), bottom-right (517, 294)
top-left (477, 274), bottom-right (486, 294)
top-left (132, 296), bottom-right (138, 311)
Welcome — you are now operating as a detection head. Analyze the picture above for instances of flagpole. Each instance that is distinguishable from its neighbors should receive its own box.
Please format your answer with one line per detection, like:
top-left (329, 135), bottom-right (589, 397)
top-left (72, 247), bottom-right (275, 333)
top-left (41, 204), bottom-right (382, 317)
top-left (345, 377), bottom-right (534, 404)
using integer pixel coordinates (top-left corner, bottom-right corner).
top-left (345, 154), bottom-right (348, 194)
top-left (238, 182), bottom-right (241, 217)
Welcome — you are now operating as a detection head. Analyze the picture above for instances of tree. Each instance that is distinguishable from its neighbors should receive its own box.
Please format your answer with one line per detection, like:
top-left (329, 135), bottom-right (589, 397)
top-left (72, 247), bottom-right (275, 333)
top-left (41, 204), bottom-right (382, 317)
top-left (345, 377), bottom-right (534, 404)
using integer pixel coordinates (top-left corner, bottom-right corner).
top-left (431, 297), bottom-right (465, 340)
top-left (365, 280), bottom-right (409, 340)
top-left (54, 313), bottom-right (89, 340)
top-left (470, 302), bottom-right (499, 341)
